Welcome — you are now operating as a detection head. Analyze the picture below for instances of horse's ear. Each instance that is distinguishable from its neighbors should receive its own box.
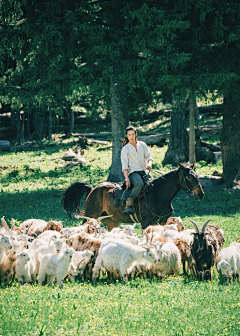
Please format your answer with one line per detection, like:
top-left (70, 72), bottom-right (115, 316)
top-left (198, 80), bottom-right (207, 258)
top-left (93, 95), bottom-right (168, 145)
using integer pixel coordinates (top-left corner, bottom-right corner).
top-left (191, 162), bottom-right (196, 170)
top-left (178, 162), bottom-right (184, 169)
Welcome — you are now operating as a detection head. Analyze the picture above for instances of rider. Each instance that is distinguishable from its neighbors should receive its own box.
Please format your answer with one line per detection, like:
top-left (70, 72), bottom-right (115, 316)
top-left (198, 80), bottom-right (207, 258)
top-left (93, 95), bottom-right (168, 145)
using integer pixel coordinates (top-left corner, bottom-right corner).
top-left (121, 126), bottom-right (153, 215)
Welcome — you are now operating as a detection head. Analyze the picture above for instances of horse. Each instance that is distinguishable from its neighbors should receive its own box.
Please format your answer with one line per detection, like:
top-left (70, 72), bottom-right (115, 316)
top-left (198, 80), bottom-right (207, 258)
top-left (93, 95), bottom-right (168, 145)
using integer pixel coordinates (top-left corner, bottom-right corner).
top-left (61, 162), bottom-right (204, 230)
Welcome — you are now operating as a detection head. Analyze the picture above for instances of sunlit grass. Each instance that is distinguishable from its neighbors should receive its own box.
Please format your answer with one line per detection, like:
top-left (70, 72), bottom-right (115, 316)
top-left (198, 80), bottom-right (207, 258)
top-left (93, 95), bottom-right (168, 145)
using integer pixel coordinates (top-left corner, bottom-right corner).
top-left (0, 129), bottom-right (240, 335)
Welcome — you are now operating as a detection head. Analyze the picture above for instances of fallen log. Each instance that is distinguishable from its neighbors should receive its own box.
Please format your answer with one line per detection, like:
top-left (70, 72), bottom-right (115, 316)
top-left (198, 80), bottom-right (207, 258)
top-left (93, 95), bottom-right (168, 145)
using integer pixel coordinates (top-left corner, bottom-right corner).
top-left (10, 142), bottom-right (34, 152)
top-left (73, 133), bottom-right (112, 138)
top-left (201, 124), bottom-right (222, 132)
top-left (196, 147), bottom-right (221, 164)
top-left (0, 140), bottom-right (10, 152)
top-left (138, 133), bottom-right (170, 145)
top-left (200, 140), bottom-right (221, 152)
top-left (198, 104), bottom-right (223, 115)
top-left (87, 139), bottom-right (109, 145)
top-left (198, 175), bottom-right (224, 188)
top-left (97, 145), bottom-right (112, 151)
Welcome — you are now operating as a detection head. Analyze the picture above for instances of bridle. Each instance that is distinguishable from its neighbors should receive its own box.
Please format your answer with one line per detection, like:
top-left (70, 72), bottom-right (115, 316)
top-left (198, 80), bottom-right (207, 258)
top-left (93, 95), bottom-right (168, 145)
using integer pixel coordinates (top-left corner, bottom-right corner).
top-left (151, 168), bottom-right (201, 196)
top-left (180, 169), bottom-right (201, 196)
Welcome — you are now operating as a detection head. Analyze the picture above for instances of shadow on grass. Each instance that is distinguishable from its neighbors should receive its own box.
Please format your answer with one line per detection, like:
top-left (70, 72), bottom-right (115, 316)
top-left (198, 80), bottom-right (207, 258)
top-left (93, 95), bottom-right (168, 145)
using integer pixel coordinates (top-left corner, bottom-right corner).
top-left (0, 173), bottom-right (239, 231)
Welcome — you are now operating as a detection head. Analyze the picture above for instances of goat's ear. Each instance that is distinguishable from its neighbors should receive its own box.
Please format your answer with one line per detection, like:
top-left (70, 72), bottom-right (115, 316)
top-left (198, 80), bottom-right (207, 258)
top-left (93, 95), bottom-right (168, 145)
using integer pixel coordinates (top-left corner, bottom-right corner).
top-left (120, 224), bottom-right (124, 228)
top-left (16, 254), bottom-right (21, 259)
top-left (144, 252), bottom-right (148, 258)
top-left (133, 223), bottom-right (136, 228)
top-left (186, 248), bottom-right (191, 257)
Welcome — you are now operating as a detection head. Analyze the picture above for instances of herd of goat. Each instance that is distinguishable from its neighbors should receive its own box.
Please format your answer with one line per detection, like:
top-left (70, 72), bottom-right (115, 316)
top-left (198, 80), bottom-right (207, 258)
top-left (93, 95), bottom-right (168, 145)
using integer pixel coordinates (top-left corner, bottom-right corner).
top-left (0, 216), bottom-right (239, 287)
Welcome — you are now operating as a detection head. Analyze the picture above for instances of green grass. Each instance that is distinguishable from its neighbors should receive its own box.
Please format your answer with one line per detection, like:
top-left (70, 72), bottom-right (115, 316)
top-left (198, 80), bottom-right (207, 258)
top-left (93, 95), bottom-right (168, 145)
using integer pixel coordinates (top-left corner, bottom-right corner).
top-left (0, 127), bottom-right (240, 335)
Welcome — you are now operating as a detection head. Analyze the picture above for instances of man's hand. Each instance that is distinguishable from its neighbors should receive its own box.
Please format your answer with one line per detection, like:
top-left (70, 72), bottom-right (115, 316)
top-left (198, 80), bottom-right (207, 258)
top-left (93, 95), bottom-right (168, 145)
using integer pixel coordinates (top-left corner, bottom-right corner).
top-left (147, 160), bottom-right (153, 171)
top-left (125, 178), bottom-right (131, 188)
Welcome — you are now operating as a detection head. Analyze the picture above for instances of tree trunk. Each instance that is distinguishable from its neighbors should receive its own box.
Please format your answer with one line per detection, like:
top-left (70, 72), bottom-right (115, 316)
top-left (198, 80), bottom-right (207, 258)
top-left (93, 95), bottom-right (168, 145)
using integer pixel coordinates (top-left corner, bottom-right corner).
top-left (65, 101), bottom-right (74, 139)
top-left (26, 111), bottom-right (30, 138)
top-left (221, 88), bottom-right (240, 187)
top-left (10, 108), bottom-right (15, 128)
top-left (188, 93), bottom-right (196, 164)
top-left (32, 108), bottom-right (37, 131)
top-left (48, 107), bottom-right (52, 140)
top-left (16, 110), bottom-right (21, 140)
top-left (21, 111), bottom-right (25, 139)
top-left (107, 75), bottom-right (128, 182)
top-left (163, 92), bottom-right (188, 166)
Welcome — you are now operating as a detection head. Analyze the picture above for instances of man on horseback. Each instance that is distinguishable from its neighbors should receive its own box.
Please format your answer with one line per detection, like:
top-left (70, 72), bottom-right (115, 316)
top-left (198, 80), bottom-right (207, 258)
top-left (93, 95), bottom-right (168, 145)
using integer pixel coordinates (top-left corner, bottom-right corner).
top-left (121, 126), bottom-right (153, 215)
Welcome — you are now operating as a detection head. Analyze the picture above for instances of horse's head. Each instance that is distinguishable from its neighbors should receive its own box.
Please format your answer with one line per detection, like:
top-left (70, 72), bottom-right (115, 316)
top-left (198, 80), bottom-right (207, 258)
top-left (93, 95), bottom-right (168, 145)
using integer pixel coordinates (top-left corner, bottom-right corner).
top-left (179, 162), bottom-right (204, 200)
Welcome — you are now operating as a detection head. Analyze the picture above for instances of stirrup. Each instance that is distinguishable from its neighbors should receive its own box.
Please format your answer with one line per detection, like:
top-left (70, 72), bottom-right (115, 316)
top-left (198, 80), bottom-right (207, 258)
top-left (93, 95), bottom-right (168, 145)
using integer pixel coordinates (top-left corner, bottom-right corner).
top-left (123, 205), bottom-right (135, 215)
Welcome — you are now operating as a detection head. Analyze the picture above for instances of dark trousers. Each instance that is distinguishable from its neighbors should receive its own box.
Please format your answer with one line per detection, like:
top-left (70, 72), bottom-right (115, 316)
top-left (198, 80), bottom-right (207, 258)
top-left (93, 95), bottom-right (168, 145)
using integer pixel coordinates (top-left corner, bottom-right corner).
top-left (128, 171), bottom-right (145, 200)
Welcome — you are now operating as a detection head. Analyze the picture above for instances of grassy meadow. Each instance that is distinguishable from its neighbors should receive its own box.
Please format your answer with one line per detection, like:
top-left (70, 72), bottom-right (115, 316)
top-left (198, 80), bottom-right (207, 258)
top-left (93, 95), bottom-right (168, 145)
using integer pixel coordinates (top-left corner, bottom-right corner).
top-left (0, 114), bottom-right (240, 335)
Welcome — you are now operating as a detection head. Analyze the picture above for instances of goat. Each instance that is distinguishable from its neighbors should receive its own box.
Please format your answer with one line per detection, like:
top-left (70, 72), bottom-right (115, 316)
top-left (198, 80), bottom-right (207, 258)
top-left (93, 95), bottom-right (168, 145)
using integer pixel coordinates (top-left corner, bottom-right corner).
top-left (37, 230), bottom-right (61, 241)
top-left (19, 219), bottom-right (48, 236)
top-left (38, 247), bottom-right (74, 288)
top-left (68, 250), bottom-right (94, 281)
top-left (190, 220), bottom-right (218, 281)
top-left (92, 238), bottom-right (157, 283)
top-left (217, 245), bottom-right (240, 284)
top-left (0, 234), bottom-right (12, 264)
top-left (33, 238), bottom-right (66, 271)
top-left (0, 239), bottom-right (27, 284)
top-left (150, 241), bottom-right (181, 279)
top-left (16, 251), bottom-right (36, 285)
top-left (41, 221), bottom-right (64, 234)
top-left (68, 232), bottom-right (102, 280)
top-left (173, 238), bottom-right (194, 276)
top-left (166, 216), bottom-right (185, 232)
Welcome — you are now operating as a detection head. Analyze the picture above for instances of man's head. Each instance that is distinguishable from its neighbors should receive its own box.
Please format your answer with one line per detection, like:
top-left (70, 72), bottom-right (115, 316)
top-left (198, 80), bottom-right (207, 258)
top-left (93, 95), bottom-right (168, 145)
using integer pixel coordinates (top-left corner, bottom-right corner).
top-left (125, 126), bottom-right (137, 143)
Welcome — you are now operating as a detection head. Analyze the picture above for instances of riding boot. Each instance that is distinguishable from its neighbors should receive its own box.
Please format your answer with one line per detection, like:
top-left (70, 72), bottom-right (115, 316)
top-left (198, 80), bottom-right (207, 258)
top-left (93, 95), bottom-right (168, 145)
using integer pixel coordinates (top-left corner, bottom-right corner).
top-left (123, 198), bottom-right (135, 215)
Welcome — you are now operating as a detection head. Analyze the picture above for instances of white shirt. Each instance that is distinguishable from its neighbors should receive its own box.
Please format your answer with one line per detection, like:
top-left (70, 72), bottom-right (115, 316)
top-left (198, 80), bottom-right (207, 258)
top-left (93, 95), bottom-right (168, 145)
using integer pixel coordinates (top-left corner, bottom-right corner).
top-left (121, 141), bottom-right (153, 174)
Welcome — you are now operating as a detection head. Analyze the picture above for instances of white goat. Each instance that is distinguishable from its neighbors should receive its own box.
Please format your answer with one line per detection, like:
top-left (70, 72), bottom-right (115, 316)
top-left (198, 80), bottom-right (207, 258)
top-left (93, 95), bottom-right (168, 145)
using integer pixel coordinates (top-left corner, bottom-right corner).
top-left (16, 251), bottom-right (36, 284)
top-left (0, 234), bottom-right (12, 264)
top-left (68, 250), bottom-right (94, 281)
top-left (217, 245), bottom-right (240, 284)
top-left (37, 230), bottom-right (61, 241)
top-left (150, 241), bottom-right (181, 279)
top-left (34, 238), bottom-right (66, 271)
top-left (0, 239), bottom-right (27, 284)
top-left (92, 238), bottom-right (157, 283)
top-left (38, 247), bottom-right (74, 288)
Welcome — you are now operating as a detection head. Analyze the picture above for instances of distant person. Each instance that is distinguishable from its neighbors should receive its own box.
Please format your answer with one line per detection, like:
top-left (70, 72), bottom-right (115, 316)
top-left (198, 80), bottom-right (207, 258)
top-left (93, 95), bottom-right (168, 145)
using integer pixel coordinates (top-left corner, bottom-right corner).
top-left (121, 126), bottom-right (153, 215)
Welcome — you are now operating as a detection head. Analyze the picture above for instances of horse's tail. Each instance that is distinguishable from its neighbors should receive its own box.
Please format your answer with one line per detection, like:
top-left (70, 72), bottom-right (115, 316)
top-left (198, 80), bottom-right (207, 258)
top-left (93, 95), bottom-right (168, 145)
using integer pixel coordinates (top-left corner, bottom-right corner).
top-left (61, 181), bottom-right (93, 218)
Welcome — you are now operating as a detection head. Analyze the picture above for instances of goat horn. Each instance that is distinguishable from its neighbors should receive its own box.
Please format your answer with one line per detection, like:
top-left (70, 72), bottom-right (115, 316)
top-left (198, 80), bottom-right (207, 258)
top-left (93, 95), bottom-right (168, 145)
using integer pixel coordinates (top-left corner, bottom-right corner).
top-left (1, 216), bottom-right (10, 231)
top-left (77, 216), bottom-right (93, 221)
top-left (97, 215), bottom-right (113, 222)
top-left (17, 227), bottom-right (23, 234)
top-left (207, 224), bottom-right (219, 229)
top-left (202, 220), bottom-right (210, 234)
top-left (150, 228), bottom-right (154, 243)
top-left (11, 218), bottom-right (16, 228)
top-left (190, 220), bottom-right (199, 234)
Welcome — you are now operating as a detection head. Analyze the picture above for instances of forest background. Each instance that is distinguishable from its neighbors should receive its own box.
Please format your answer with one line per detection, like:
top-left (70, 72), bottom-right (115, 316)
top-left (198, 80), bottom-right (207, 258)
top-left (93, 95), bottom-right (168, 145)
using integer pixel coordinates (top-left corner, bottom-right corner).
top-left (0, 0), bottom-right (240, 188)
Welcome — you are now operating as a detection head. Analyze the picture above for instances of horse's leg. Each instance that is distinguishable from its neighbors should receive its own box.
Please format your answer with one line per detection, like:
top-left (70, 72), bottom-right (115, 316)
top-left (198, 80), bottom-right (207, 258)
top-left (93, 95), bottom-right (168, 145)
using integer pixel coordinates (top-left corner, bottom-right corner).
top-left (101, 218), bottom-right (119, 231)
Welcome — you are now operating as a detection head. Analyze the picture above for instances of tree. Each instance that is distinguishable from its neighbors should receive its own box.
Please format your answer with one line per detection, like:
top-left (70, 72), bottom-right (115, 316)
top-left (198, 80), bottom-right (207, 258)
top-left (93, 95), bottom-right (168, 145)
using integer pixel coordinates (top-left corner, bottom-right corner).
top-left (162, 92), bottom-right (188, 166)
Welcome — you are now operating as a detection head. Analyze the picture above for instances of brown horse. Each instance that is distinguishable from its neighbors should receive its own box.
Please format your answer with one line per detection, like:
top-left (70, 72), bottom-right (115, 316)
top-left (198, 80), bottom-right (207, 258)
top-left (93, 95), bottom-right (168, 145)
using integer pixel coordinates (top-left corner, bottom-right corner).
top-left (62, 162), bottom-right (204, 230)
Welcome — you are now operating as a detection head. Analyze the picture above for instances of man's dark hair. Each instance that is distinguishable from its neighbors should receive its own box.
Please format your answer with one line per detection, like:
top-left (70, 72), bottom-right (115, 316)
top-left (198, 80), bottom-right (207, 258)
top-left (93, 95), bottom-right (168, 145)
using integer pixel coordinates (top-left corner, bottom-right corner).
top-left (122, 126), bottom-right (137, 147)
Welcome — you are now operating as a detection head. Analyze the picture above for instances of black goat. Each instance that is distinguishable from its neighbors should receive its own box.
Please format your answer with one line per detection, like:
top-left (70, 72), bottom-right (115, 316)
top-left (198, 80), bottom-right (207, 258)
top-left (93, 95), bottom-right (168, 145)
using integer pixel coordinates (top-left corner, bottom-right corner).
top-left (190, 220), bottom-right (218, 281)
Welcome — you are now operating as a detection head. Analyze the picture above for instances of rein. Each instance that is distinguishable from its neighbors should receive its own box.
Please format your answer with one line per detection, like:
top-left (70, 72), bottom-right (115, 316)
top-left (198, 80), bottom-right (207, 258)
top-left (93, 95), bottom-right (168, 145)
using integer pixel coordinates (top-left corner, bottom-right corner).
top-left (151, 169), bottom-right (201, 195)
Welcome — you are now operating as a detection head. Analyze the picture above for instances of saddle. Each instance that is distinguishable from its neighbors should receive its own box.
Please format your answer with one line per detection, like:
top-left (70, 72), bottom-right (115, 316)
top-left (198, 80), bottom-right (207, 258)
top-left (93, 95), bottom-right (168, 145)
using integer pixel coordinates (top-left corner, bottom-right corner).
top-left (112, 173), bottom-right (153, 208)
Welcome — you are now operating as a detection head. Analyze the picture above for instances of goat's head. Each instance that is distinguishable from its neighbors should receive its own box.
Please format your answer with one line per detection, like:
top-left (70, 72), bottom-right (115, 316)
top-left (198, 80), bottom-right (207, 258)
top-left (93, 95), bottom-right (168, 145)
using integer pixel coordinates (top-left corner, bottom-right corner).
top-left (0, 234), bottom-right (12, 249)
top-left (190, 219), bottom-right (210, 251)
